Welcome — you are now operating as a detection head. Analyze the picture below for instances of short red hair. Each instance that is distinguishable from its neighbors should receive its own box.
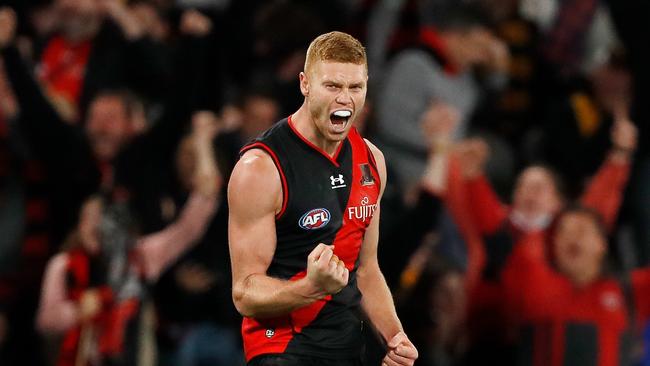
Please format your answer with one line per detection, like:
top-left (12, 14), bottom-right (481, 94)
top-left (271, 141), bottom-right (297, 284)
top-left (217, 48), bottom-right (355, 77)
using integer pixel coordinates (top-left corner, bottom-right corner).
top-left (304, 31), bottom-right (367, 74)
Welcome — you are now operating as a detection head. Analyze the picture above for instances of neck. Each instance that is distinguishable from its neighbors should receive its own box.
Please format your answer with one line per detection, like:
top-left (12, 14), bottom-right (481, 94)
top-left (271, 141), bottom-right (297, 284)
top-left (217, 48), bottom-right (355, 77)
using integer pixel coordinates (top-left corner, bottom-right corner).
top-left (569, 266), bottom-right (601, 288)
top-left (291, 105), bottom-right (341, 157)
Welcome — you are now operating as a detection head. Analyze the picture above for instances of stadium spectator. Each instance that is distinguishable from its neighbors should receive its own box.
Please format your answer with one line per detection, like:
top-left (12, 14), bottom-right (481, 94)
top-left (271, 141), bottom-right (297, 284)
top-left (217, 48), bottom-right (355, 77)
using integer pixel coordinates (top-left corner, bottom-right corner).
top-left (36, 112), bottom-right (220, 366)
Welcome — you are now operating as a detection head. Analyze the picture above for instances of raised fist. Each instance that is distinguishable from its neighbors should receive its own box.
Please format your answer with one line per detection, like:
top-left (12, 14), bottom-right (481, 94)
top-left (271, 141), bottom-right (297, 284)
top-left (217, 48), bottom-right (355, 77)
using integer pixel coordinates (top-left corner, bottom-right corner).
top-left (0, 8), bottom-right (17, 50)
top-left (79, 289), bottom-right (102, 322)
top-left (180, 9), bottom-right (213, 37)
top-left (611, 116), bottom-right (637, 155)
top-left (306, 244), bottom-right (349, 295)
top-left (192, 110), bottom-right (221, 141)
top-left (455, 138), bottom-right (490, 178)
top-left (420, 100), bottom-right (460, 149)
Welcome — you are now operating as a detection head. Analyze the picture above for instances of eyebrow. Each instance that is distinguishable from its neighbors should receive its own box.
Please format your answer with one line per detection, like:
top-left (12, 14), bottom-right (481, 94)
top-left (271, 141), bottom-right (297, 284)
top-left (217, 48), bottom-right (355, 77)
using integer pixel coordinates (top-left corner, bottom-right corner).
top-left (322, 80), bottom-right (365, 88)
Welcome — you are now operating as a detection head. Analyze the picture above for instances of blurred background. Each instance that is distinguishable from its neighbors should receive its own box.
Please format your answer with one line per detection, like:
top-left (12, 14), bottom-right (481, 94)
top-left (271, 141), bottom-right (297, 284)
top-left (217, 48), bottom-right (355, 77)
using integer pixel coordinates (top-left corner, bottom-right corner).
top-left (0, 0), bottom-right (647, 365)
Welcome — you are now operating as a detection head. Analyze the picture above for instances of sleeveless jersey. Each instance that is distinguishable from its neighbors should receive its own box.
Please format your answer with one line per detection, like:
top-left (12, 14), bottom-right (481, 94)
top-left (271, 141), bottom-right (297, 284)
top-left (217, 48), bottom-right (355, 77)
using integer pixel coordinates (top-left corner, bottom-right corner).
top-left (239, 116), bottom-right (381, 361)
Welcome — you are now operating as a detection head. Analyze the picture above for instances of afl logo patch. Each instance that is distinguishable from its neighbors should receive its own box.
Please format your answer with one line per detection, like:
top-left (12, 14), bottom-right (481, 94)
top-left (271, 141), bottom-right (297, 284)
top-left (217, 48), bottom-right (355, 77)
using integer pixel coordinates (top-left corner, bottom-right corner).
top-left (299, 208), bottom-right (331, 230)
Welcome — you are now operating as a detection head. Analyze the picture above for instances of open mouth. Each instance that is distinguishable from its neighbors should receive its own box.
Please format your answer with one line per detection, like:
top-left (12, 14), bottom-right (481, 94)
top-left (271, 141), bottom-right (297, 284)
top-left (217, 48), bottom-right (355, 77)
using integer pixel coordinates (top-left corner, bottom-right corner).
top-left (330, 110), bottom-right (352, 131)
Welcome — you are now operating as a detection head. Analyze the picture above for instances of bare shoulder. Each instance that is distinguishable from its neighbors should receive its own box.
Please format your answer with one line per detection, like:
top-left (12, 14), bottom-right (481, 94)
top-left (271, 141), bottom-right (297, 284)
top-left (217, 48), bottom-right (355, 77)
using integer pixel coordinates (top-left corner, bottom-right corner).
top-left (363, 138), bottom-right (385, 165)
top-left (363, 138), bottom-right (387, 193)
top-left (228, 148), bottom-right (282, 216)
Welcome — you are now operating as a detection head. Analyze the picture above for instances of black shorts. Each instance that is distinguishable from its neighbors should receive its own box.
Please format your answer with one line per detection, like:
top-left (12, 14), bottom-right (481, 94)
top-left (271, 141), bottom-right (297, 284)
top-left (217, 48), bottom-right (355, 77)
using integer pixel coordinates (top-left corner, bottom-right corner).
top-left (247, 354), bottom-right (364, 366)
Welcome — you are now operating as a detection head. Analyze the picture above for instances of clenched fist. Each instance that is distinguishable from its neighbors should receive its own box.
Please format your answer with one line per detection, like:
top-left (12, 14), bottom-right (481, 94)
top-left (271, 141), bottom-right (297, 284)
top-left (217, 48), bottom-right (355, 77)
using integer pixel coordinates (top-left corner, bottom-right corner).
top-left (306, 244), bottom-right (349, 295)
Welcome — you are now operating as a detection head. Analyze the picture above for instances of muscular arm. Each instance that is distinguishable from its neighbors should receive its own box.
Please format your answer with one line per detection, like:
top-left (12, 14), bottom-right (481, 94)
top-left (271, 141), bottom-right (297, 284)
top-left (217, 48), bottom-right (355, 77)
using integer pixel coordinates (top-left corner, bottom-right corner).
top-left (228, 150), bottom-right (345, 319)
top-left (358, 142), bottom-right (402, 340)
top-left (358, 141), bottom-right (417, 365)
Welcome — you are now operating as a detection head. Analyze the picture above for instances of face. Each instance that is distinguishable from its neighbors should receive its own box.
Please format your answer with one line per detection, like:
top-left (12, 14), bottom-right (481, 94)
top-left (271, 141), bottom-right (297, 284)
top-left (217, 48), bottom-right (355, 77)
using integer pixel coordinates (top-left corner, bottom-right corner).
top-left (300, 60), bottom-right (367, 144)
top-left (55, 0), bottom-right (101, 39)
top-left (78, 197), bottom-right (103, 255)
top-left (55, 0), bottom-right (98, 19)
top-left (512, 167), bottom-right (562, 221)
top-left (86, 95), bottom-right (132, 161)
top-left (553, 212), bottom-right (606, 286)
top-left (445, 27), bottom-right (492, 70)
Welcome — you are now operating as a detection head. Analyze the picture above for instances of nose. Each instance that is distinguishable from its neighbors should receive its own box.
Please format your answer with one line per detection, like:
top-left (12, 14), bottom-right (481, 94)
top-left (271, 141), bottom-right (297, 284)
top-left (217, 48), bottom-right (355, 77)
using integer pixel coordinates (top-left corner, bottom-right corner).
top-left (335, 89), bottom-right (352, 105)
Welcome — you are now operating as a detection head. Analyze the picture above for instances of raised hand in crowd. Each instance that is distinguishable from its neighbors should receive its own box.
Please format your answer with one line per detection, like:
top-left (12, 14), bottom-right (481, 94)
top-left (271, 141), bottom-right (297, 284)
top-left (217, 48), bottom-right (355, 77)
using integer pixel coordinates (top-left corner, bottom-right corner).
top-left (609, 104), bottom-right (638, 163)
top-left (98, 0), bottom-right (145, 40)
top-left (130, 2), bottom-right (169, 41)
top-left (475, 30), bottom-right (510, 74)
top-left (190, 111), bottom-right (223, 197)
top-left (420, 100), bottom-right (460, 193)
top-left (421, 100), bottom-right (461, 149)
top-left (456, 138), bottom-right (491, 179)
top-left (0, 7), bottom-right (16, 50)
top-left (180, 9), bottom-right (213, 37)
top-left (78, 289), bottom-right (102, 323)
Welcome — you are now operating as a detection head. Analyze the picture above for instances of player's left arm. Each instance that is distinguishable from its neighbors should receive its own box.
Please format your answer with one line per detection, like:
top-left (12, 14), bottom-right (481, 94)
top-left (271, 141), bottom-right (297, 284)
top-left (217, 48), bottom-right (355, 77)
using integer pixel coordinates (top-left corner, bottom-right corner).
top-left (358, 139), bottom-right (418, 366)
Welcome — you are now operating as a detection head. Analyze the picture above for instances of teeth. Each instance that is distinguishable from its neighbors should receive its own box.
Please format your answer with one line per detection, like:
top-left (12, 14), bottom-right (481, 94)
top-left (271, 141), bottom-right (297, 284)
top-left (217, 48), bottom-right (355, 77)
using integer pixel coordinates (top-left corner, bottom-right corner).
top-left (333, 110), bottom-right (352, 118)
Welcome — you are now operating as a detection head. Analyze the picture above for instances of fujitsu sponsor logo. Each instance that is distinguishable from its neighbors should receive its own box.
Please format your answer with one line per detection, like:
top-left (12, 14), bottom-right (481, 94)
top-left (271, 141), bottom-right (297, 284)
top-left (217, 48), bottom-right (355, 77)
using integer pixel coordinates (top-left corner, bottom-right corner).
top-left (348, 196), bottom-right (377, 223)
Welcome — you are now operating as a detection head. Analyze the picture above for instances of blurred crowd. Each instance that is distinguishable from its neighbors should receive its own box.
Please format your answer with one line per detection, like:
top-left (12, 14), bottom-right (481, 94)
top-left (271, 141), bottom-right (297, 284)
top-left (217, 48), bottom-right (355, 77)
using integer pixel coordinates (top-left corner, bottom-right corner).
top-left (0, 0), bottom-right (647, 365)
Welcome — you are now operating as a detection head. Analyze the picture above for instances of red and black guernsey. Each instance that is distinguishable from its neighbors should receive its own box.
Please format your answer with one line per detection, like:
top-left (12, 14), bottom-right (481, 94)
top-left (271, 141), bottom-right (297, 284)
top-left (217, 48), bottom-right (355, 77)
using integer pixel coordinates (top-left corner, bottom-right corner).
top-left (239, 116), bottom-right (381, 361)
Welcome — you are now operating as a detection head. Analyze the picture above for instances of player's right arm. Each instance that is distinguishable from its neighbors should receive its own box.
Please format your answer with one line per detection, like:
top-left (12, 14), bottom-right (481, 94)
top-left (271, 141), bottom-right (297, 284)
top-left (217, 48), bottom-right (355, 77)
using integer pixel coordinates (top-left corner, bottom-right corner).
top-left (228, 149), bottom-right (348, 319)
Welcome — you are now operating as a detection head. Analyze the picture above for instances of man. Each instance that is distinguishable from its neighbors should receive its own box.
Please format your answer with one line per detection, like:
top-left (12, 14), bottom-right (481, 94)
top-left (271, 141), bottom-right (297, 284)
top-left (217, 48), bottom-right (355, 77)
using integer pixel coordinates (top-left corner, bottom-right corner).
top-left (228, 31), bottom-right (418, 366)
top-left (37, 0), bottom-right (169, 122)
top-left (457, 113), bottom-right (637, 238)
top-left (36, 113), bottom-right (221, 366)
top-left (374, 2), bottom-right (509, 192)
top-left (501, 205), bottom-right (650, 366)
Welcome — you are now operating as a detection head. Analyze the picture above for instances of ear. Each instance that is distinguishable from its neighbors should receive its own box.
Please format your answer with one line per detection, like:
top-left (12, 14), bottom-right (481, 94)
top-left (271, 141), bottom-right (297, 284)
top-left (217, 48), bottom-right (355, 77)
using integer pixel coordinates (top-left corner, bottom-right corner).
top-left (299, 72), bottom-right (309, 97)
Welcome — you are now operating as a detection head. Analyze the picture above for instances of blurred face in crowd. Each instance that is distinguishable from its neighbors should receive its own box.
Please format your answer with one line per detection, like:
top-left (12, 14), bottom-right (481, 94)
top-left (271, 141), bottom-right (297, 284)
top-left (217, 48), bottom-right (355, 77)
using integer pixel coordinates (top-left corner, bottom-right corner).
top-left (241, 95), bottom-right (279, 139)
top-left (553, 211), bottom-right (607, 287)
top-left (78, 197), bottom-right (103, 255)
top-left (300, 60), bottom-right (367, 144)
top-left (479, 0), bottom-right (519, 21)
top-left (443, 27), bottom-right (494, 70)
top-left (511, 166), bottom-right (563, 230)
top-left (55, 0), bottom-right (101, 41)
top-left (86, 95), bottom-right (133, 162)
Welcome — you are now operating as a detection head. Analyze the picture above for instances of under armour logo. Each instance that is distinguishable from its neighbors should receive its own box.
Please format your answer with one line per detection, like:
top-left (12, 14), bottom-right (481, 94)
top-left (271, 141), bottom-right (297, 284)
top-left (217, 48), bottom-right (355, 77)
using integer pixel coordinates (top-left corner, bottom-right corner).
top-left (330, 174), bottom-right (346, 189)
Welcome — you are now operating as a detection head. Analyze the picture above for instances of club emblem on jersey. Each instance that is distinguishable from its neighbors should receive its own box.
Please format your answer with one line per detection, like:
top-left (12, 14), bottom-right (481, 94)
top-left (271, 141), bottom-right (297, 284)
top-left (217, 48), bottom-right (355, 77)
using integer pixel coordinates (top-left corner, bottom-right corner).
top-left (359, 164), bottom-right (375, 186)
top-left (330, 174), bottom-right (346, 189)
top-left (299, 208), bottom-right (331, 230)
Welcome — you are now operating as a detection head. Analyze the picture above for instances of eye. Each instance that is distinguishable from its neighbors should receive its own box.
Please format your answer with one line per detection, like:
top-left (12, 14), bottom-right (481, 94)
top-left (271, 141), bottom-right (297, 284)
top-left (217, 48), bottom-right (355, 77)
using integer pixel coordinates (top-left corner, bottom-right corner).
top-left (326, 84), bottom-right (338, 90)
